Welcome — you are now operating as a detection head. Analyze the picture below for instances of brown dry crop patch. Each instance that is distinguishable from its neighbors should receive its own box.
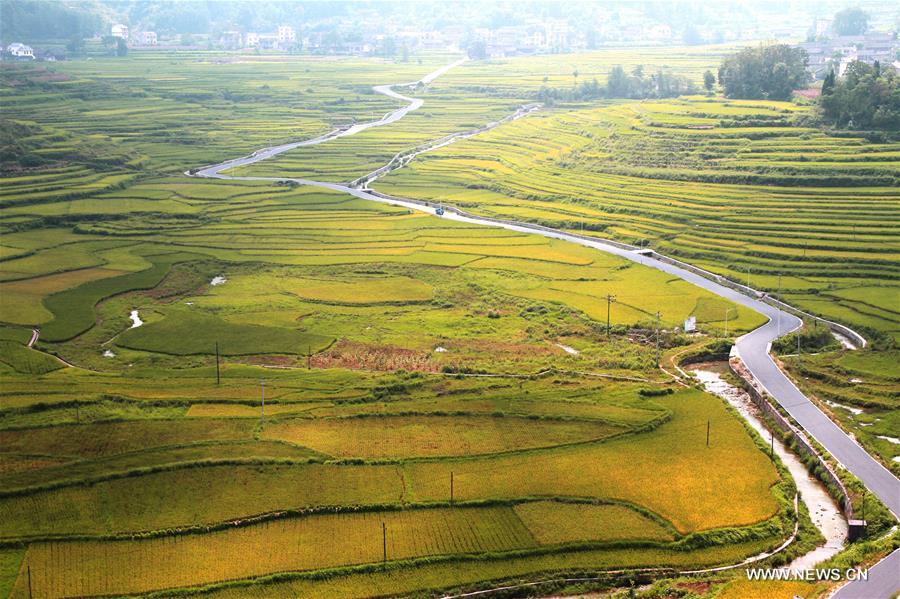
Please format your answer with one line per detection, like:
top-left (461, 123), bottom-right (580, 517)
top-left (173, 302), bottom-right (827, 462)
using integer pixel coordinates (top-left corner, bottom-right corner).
top-left (311, 339), bottom-right (439, 373)
top-left (675, 580), bottom-right (714, 594)
top-left (241, 355), bottom-right (297, 368)
top-left (29, 72), bottom-right (73, 83)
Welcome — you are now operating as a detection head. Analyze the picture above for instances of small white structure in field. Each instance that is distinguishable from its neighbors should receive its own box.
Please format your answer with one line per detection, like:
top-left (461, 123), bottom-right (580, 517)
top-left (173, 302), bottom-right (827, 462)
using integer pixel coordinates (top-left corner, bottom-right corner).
top-left (684, 315), bottom-right (697, 333)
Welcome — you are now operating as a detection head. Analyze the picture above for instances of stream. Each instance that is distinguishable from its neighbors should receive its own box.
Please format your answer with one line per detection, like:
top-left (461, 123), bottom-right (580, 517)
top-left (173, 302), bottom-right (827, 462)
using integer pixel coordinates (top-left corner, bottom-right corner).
top-left (691, 363), bottom-right (847, 572)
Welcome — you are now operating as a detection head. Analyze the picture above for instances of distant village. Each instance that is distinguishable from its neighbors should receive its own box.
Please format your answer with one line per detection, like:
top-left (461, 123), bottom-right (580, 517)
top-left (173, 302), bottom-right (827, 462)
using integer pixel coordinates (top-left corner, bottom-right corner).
top-left (3, 7), bottom-right (899, 79)
top-left (801, 33), bottom-right (898, 78)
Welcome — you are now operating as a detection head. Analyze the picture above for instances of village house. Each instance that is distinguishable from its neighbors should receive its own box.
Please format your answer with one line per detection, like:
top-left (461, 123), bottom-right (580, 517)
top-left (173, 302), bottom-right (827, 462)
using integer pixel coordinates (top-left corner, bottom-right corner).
top-left (6, 43), bottom-right (35, 59)
top-left (277, 25), bottom-right (296, 45)
top-left (245, 26), bottom-right (295, 51)
top-left (135, 31), bottom-right (158, 46)
top-left (111, 23), bottom-right (129, 39)
top-left (220, 30), bottom-right (242, 50)
top-left (800, 33), bottom-right (898, 78)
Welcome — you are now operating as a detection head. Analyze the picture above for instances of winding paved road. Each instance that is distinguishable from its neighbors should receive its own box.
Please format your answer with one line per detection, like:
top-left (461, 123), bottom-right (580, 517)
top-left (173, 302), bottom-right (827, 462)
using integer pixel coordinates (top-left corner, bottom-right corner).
top-left (191, 59), bottom-right (900, 598)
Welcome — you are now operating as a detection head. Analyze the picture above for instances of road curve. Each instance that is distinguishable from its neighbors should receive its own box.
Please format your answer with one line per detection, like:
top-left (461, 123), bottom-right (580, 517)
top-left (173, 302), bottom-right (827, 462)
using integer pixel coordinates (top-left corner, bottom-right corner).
top-left (190, 59), bottom-right (900, 597)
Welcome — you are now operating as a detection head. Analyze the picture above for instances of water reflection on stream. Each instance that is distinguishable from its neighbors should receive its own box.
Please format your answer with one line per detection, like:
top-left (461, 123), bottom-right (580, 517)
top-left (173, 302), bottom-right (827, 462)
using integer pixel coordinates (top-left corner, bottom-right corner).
top-left (691, 363), bottom-right (847, 572)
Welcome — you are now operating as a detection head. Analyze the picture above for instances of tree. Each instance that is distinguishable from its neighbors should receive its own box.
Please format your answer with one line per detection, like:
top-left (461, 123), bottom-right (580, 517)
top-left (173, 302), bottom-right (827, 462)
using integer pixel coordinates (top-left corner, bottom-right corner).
top-left (116, 37), bottom-right (128, 57)
top-left (536, 64), bottom-right (696, 103)
top-left (606, 65), bottom-right (629, 97)
top-left (66, 36), bottom-right (85, 57)
top-left (101, 35), bottom-right (118, 54)
top-left (682, 25), bottom-right (701, 45)
top-left (0, 0), bottom-right (104, 40)
top-left (465, 39), bottom-right (486, 60)
top-left (381, 36), bottom-right (396, 58)
top-left (819, 62), bottom-right (900, 130)
top-left (718, 44), bottom-right (810, 100)
top-left (833, 7), bottom-right (869, 36)
top-left (822, 70), bottom-right (836, 95)
top-left (703, 70), bottom-right (716, 92)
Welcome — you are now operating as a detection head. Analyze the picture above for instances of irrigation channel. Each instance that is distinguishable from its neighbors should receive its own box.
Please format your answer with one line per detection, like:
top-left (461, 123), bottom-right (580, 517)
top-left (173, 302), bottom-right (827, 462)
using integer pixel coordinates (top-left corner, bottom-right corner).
top-left (189, 58), bottom-right (900, 598)
top-left (691, 365), bottom-right (847, 571)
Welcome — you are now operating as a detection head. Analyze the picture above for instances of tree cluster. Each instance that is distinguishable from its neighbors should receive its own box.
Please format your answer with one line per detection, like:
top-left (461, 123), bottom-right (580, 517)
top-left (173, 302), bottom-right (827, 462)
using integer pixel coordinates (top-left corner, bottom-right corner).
top-left (717, 44), bottom-right (810, 100)
top-left (0, 0), bottom-right (105, 40)
top-left (536, 65), bottom-right (697, 105)
top-left (832, 7), bottom-right (869, 36)
top-left (819, 62), bottom-right (900, 131)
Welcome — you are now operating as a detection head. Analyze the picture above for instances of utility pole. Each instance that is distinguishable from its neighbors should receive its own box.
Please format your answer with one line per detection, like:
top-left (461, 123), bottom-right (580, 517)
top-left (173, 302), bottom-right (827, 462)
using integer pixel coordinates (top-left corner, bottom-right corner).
top-left (27, 565), bottom-right (32, 599)
top-left (605, 294), bottom-right (616, 338)
top-left (745, 266), bottom-right (751, 290)
top-left (215, 341), bottom-right (220, 385)
top-left (706, 420), bottom-right (710, 447)
top-left (382, 521), bottom-right (387, 564)
top-left (450, 471), bottom-right (454, 505)
top-left (655, 311), bottom-right (661, 367)
top-left (307, 345), bottom-right (311, 370)
top-left (260, 379), bottom-right (265, 421)
top-left (797, 331), bottom-right (801, 364)
top-left (770, 431), bottom-right (774, 460)
top-left (724, 308), bottom-right (734, 338)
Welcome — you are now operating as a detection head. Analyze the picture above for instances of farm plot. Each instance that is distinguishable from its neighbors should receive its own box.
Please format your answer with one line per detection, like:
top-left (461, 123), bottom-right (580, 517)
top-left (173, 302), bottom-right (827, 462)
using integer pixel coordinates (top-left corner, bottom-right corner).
top-left (0, 463), bottom-right (404, 539)
top-left (0, 441), bottom-right (321, 493)
top-left (14, 506), bottom-right (534, 598)
top-left (513, 500), bottom-right (674, 544)
top-left (8, 495), bottom-right (771, 599)
top-left (0, 418), bottom-right (257, 460)
top-left (0, 387), bottom-right (781, 540)
top-left (403, 388), bottom-right (782, 534)
top-left (116, 310), bottom-right (333, 356)
top-left (261, 415), bottom-right (624, 458)
top-left (168, 536), bottom-right (783, 599)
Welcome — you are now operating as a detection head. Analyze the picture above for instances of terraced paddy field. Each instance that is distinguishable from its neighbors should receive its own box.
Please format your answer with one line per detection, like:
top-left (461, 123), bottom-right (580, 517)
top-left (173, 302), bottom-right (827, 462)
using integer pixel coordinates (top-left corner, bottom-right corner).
top-left (0, 180), bottom-right (764, 373)
top-left (374, 95), bottom-right (900, 344)
top-left (0, 49), bottom-right (866, 597)
top-left (1, 53), bottom-right (442, 172)
top-left (227, 45), bottom-right (739, 183)
top-left (0, 376), bottom-right (796, 597)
